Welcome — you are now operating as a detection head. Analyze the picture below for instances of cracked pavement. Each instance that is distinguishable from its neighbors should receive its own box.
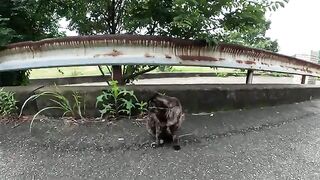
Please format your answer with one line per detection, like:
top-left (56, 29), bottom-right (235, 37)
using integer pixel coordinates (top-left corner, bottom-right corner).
top-left (1, 100), bottom-right (320, 179)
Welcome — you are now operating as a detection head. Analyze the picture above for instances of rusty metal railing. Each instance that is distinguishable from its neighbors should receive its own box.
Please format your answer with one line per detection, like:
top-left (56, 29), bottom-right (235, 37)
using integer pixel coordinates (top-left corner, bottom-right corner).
top-left (0, 35), bottom-right (319, 84)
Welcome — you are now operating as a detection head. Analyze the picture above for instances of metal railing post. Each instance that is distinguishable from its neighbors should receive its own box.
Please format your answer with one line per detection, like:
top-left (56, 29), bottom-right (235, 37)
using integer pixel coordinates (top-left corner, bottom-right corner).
top-left (246, 69), bottom-right (254, 84)
top-left (112, 65), bottom-right (123, 85)
top-left (301, 75), bottom-right (306, 84)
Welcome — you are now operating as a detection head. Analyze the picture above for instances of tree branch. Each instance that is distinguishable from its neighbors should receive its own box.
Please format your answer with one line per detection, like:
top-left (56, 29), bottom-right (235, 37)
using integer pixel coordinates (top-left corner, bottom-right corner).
top-left (106, 66), bottom-right (112, 75)
top-left (124, 66), bottom-right (158, 83)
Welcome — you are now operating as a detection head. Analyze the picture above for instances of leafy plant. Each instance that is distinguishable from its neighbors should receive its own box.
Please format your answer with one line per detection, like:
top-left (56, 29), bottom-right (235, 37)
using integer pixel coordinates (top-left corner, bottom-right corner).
top-left (96, 81), bottom-right (138, 118)
top-left (0, 88), bottom-right (17, 117)
top-left (19, 87), bottom-right (86, 132)
top-left (135, 101), bottom-right (148, 117)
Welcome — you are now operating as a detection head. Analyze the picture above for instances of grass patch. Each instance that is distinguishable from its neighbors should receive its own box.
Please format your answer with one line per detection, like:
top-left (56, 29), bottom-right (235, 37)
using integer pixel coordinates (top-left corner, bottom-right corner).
top-left (29, 66), bottom-right (292, 79)
top-left (30, 66), bottom-right (237, 79)
top-left (29, 66), bottom-right (106, 79)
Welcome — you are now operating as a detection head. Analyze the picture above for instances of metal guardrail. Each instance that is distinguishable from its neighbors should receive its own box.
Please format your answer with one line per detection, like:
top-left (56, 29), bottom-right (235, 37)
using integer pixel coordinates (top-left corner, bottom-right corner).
top-left (0, 35), bottom-right (320, 78)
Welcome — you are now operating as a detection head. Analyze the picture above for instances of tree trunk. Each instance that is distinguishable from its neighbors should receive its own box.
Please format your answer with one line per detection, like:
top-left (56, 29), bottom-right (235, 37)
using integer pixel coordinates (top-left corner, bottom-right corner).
top-left (111, 65), bottom-right (125, 85)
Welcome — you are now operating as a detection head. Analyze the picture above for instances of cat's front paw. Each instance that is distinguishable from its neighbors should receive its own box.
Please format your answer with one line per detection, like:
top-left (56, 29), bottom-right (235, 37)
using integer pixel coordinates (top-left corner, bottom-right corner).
top-left (151, 142), bottom-right (158, 148)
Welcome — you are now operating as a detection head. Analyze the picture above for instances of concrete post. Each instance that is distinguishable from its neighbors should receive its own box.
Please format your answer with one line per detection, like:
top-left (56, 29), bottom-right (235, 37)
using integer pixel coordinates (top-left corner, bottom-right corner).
top-left (246, 69), bottom-right (254, 84)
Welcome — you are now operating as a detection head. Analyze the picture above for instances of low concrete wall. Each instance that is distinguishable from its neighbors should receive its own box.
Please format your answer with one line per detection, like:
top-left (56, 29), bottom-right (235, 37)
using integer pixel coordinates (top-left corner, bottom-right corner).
top-left (5, 84), bottom-right (320, 117)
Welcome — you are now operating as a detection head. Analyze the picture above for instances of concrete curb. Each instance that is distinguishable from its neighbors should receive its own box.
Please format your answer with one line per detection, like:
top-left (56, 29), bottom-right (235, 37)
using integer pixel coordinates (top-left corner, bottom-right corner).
top-left (4, 84), bottom-right (320, 117)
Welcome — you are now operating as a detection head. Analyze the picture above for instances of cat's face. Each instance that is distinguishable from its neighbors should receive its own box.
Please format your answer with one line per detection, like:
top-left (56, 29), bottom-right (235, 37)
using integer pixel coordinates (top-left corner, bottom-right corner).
top-left (148, 93), bottom-right (170, 113)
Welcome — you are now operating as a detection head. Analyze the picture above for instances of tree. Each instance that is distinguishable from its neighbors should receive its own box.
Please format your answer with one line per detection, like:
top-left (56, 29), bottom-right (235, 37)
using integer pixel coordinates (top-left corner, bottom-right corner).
top-left (222, 20), bottom-right (279, 52)
top-left (125, 0), bottom-right (288, 50)
top-left (0, 0), bottom-right (63, 86)
top-left (0, 0), bottom-right (62, 42)
top-left (62, 0), bottom-right (125, 35)
top-left (0, 17), bottom-right (14, 47)
top-left (59, 0), bottom-right (157, 85)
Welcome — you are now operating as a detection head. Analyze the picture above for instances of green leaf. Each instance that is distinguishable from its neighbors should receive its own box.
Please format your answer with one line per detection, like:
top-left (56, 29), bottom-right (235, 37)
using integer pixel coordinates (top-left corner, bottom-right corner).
top-left (278, 2), bottom-right (285, 8)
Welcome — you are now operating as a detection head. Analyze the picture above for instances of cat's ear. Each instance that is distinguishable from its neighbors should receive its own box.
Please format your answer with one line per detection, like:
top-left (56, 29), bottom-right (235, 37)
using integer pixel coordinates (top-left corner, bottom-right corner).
top-left (156, 92), bottom-right (166, 96)
top-left (148, 91), bottom-right (163, 102)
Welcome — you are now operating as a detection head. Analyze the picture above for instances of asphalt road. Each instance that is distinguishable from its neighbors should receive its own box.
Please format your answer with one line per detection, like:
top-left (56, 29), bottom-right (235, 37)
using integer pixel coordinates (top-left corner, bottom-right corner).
top-left (1, 100), bottom-right (320, 179)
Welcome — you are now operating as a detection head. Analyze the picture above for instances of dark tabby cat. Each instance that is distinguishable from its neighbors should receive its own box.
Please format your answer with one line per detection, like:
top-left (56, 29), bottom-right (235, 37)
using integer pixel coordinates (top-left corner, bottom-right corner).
top-left (147, 93), bottom-right (185, 150)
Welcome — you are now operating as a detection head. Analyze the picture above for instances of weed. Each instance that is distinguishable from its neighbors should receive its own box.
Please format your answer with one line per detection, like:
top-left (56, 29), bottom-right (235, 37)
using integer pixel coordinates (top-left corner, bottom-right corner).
top-left (135, 101), bottom-right (148, 117)
top-left (19, 87), bottom-right (86, 132)
top-left (0, 88), bottom-right (17, 117)
top-left (96, 81), bottom-right (138, 118)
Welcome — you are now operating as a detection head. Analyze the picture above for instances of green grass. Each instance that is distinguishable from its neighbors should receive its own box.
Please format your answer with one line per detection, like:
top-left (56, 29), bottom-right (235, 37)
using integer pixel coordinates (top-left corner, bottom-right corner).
top-left (29, 66), bottom-right (289, 79)
top-left (29, 66), bottom-right (231, 79)
top-left (29, 66), bottom-right (106, 79)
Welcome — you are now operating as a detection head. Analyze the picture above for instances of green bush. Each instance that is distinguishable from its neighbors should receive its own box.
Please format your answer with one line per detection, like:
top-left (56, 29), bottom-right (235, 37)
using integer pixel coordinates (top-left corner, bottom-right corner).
top-left (0, 88), bottom-right (17, 117)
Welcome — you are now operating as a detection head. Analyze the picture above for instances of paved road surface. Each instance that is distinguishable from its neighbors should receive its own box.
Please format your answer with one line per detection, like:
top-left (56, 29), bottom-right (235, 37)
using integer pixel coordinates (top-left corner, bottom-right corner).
top-left (1, 100), bottom-right (320, 179)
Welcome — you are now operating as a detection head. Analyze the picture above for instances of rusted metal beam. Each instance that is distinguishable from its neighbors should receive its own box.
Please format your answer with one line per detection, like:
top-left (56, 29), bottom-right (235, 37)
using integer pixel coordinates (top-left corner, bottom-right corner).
top-left (246, 70), bottom-right (254, 84)
top-left (0, 35), bottom-right (320, 77)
